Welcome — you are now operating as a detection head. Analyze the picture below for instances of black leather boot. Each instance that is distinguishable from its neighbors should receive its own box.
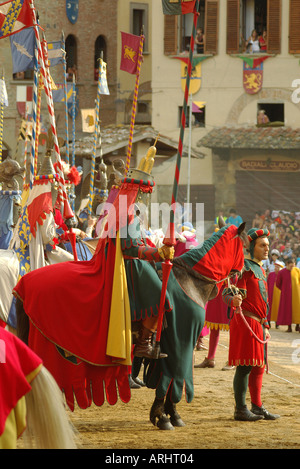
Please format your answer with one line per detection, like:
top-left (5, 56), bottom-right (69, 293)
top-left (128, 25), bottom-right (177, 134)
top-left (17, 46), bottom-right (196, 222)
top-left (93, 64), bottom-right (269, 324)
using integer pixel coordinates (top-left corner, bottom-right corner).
top-left (251, 403), bottom-right (280, 420)
top-left (234, 405), bottom-right (264, 421)
top-left (134, 326), bottom-right (167, 359)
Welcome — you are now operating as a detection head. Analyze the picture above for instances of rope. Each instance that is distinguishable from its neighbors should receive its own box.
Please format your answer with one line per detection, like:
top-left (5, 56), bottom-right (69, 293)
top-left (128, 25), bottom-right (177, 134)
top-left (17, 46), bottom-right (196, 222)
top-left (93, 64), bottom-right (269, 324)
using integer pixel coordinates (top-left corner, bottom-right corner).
top-left (236, 306), bottom-right (270, 345)
top-left (203, 335), bottom-right (300, 388)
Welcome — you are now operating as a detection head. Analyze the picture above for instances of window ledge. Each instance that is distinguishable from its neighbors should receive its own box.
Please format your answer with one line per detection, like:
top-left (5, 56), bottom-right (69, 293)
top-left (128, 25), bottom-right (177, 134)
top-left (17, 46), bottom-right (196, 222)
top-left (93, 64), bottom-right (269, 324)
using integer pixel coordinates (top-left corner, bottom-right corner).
top-left (230, 53), bottom-right (276, 58)
top-left (10, 79), bottom-right (33, 85)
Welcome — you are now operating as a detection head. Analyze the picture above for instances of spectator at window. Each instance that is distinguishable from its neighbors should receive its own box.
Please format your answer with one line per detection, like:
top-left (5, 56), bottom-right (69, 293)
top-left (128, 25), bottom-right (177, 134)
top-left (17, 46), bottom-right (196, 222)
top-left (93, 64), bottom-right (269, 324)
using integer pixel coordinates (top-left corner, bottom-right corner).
top-left (246, 29), bottom-right (260, 54)
top-left (257, 110), bottom-right (269, 125)
top-left (259, 29), bottom-right (267, 52)
top-left (195, 28), bottom-right (205, 54)
top-left (67, 65), bottom-right (78, 82)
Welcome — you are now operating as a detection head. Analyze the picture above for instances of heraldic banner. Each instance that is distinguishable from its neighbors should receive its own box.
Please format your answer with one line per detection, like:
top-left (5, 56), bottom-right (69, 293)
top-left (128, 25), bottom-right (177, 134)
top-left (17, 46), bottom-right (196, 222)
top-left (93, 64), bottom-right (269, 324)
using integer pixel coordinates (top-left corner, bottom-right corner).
top-left (0, 0), bottom-right (34, 39)
top-left (162, 0), bottom-right (196, 15)
top-left (120, 32), bottom-right (141, 75)
top-left (237, 55), bottom-right (270, 95)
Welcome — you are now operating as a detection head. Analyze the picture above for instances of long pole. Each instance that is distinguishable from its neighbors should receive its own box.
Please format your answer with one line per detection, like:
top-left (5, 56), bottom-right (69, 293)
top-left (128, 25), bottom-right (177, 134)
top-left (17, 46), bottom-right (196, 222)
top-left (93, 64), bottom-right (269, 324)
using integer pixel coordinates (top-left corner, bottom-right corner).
top-left (71, 73), bottom-right (76, 210)
top-left (125, 32), bottom-right (145, 174)
top-left (34, 71), bottom-right (43, 177)
top-left (62, 31), bottom-right (70, 165)
top-left (164, 7), bottom-right (199, 245)
top-left (0, 71), bottom-right (4, 163)
top-left (87, 56), bottom-right (102, 215)
top-left (29, 1), bottom-right (73, 217)
top-left (187, 94), bottom-right (192, 220)
top-left (154, 1), bottom-right (200, 355)
top-left (29, 29), bottom-right (39, 190)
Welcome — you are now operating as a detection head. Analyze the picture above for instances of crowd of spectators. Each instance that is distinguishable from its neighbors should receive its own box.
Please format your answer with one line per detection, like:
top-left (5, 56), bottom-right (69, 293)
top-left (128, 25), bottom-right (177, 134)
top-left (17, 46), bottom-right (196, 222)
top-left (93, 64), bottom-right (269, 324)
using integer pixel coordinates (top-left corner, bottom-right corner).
top-left (251, 209), bottom-right (300, 270)
top-left (214, 208), bottom-right (300, 270)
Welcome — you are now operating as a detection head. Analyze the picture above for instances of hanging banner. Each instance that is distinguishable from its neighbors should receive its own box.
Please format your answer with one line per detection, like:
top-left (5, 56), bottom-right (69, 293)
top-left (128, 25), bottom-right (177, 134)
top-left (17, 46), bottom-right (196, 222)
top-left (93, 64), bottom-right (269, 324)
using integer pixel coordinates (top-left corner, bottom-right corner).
top-left (81, 109), bottom-right (96, 133)
top-left (243, 61), bottom-right (263, 95)
top-left (181, 61), bottom-right (201, 95)
top-left (238, 55), bottom-right (269, 95)
top-left (66, 0), bottom-right (78, 24)
top-left (16, 85), bottom-right (32, 117)
top-left (174, 56), bottom-right (210, 95)
top-left (162, 0), bottom-right (196, 15)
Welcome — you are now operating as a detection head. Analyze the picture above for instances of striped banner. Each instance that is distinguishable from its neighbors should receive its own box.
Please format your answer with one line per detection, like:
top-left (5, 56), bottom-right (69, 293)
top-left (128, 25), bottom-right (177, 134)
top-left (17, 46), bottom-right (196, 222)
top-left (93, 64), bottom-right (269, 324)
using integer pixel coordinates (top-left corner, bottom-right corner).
top-left (125, 34), bottom-right (145, 173)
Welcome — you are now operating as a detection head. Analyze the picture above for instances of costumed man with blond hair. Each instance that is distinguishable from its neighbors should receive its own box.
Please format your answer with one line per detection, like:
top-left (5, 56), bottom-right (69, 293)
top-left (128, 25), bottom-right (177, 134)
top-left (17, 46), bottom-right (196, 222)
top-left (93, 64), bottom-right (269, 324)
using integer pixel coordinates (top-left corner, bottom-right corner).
top-left (223, 228), bottom-right (280, 421)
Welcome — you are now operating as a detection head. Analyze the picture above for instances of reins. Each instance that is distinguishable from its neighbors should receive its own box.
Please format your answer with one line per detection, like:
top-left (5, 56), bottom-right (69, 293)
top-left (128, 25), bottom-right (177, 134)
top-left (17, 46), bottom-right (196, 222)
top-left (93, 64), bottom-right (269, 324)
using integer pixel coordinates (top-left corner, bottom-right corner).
top-left (236, 306), bottom-right (270, 345)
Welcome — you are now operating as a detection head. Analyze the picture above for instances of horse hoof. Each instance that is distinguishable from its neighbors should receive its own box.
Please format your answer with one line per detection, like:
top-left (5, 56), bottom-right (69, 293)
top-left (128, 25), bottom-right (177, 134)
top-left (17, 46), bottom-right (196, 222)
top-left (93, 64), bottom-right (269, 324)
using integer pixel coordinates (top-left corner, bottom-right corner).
top-left (170, 414), bottom-right (185, 427)
top-left (157, 415), bottom-right (174, 431)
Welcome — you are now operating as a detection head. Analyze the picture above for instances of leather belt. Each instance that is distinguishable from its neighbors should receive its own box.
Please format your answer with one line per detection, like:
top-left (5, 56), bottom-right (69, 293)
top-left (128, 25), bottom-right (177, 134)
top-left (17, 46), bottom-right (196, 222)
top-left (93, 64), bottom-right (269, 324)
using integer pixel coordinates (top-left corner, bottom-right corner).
top-left (238, 310), bottom-right (265, 325)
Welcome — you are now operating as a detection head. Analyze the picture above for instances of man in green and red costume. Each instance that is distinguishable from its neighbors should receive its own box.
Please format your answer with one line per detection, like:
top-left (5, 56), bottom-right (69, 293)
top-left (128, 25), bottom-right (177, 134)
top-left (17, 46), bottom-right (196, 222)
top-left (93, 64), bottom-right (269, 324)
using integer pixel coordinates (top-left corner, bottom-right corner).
top-left (119, 168), bottom-right (174, 359)
top-left (223, 227), bottom-right (280, 421)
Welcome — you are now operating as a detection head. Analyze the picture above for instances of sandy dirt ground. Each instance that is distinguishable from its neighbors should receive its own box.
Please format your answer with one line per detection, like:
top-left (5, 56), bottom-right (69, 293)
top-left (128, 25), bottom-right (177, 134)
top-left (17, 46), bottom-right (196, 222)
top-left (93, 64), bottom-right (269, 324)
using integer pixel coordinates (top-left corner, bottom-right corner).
top-left (67, 325), bottom-right (300, 450)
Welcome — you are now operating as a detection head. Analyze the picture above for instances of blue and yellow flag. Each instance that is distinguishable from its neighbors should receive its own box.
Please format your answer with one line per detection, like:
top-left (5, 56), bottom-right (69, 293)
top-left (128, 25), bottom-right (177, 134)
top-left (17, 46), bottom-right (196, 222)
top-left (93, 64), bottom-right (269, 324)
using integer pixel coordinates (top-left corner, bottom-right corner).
top-left (47, 40), bottom-right (64, 67)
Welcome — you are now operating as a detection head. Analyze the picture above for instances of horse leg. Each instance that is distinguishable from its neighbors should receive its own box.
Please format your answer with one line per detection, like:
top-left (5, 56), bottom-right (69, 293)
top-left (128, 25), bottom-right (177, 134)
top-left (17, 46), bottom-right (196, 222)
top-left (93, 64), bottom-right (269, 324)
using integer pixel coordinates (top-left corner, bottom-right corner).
top-left (164, 387), bottom-right (185, 427)
top-left (149, 396), bottom-right (174, 430)
top-left (15, 297), bottom-right (29, 345)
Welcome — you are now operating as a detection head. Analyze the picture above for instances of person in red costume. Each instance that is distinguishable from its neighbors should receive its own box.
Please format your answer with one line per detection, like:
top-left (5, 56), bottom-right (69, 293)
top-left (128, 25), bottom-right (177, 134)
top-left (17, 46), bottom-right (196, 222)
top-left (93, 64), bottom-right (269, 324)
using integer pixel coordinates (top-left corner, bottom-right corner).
top-left (223, 228), bottom-right (280, 421)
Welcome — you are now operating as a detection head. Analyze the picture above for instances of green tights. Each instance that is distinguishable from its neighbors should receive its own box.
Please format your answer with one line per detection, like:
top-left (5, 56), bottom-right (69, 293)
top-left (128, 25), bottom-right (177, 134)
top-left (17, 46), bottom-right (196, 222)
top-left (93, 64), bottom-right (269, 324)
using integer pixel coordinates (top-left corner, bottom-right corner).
top-left (233, 364), bottom-right (265, 409)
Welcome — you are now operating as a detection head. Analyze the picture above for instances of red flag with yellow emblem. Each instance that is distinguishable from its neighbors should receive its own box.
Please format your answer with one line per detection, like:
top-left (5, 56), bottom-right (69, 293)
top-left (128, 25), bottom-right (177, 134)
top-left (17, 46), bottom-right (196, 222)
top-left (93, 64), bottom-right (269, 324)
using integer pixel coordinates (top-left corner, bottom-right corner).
top-left (120, 32), bottom-right (142, 75)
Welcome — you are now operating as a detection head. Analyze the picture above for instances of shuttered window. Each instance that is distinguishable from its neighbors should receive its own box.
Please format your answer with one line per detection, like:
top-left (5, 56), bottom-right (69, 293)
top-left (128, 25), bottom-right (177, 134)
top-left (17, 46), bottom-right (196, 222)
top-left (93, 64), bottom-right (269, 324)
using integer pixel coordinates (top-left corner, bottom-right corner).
top-left (164, 14), bottom-right (178, 55)
top-left (164, 1), bottom-right (219, 56)
top-left (267, 0), bottom-right (281, 54)
top-left (226, 0), bottom-right (281, 55)
top-left (289, 0), bottom-right (300, 54)
top-left (205, 0), bottom-right (219, 55)
top-left (226, 0), bottom-right (239, 54)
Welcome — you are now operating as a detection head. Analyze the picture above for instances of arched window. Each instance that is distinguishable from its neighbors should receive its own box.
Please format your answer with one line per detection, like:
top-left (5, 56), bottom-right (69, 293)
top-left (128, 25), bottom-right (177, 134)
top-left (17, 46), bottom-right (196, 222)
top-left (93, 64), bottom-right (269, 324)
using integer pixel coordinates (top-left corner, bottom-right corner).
top-left (94, 36), bottom-right (107, 81)
top-left (66, 34), bottom-right (78, 82)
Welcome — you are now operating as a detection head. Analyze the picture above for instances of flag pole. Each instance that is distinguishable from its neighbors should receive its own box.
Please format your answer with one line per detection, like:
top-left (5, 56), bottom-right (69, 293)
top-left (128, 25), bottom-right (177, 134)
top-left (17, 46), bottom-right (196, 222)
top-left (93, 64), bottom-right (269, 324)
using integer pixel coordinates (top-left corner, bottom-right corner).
top-left (187, 93), bottom-right (192, 219)
top-left (153, 0), bottom-right (200, 357)
top-left (29, 0), bottom-right (73, 218)
top-left (62, 31), bottom-right (70, 165)
top-left (0, 71), bottom-right (5, 163)
top-left (23, 111), bottom-right (30, 191)
top-left (70, 72), bottom-right (76, 210)
top-left (87, 55), bottom-right (102, 215)
top-left (125, 30), bottom-right (145, 174)
top-left (34, 71), bottom-right (43, 177)
top-left (165, 2), bottom-right (199, 245)
top-left (29, 26), bottom-right (39, 190)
